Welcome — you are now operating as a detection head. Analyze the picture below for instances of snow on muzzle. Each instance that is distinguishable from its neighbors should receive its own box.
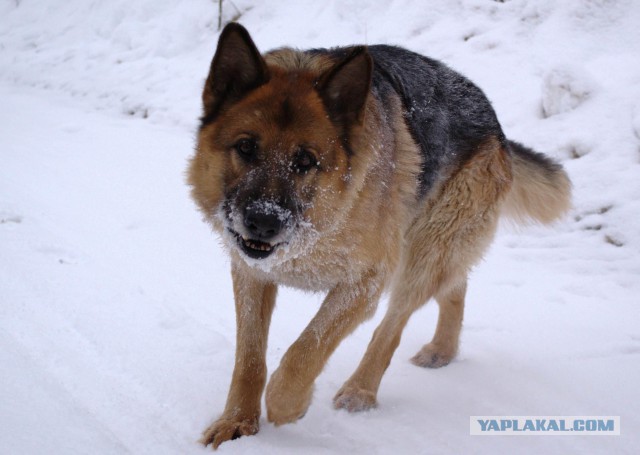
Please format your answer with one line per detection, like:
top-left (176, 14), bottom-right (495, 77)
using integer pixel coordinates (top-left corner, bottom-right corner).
top-left (231, 200), bottom-right (293, 260)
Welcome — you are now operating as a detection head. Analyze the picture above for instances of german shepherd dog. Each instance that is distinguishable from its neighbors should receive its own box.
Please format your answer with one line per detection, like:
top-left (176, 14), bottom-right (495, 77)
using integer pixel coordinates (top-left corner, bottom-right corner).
top-left (188, 23), bottom-right (571, 448)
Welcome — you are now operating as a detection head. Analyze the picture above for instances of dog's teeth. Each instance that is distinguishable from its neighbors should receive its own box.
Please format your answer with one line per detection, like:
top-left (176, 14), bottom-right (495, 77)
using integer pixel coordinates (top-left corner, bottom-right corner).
top-left (240, 236), bottom-right (274, 252)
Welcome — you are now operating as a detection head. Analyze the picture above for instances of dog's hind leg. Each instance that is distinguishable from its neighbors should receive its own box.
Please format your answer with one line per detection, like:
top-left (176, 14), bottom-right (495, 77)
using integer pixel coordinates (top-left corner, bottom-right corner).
top-left (411, 281), bottom-right (467, 368)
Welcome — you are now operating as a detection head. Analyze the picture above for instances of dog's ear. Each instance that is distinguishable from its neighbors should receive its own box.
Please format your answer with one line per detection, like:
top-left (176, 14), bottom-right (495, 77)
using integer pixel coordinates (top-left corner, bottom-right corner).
top-left (202, 23), bottom-right (269, 123)
top-left (317, 46), bottom-right (372, 126)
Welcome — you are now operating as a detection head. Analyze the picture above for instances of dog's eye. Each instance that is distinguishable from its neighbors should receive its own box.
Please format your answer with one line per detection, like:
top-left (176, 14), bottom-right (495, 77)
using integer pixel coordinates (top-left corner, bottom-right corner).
top-left (234, 138), bottom-right (258, 161)
top-left (292, 149), bottom-right (318, 174)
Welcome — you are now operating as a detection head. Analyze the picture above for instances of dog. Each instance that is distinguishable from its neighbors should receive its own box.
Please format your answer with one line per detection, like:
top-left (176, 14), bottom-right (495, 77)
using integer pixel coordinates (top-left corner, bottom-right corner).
top-left (188, 22), bottom-right (571, 448)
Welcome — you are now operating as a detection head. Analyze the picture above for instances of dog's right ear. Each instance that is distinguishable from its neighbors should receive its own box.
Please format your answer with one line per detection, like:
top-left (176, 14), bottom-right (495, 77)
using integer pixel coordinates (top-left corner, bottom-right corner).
top-left (201, 23), bottom-right (269, 125)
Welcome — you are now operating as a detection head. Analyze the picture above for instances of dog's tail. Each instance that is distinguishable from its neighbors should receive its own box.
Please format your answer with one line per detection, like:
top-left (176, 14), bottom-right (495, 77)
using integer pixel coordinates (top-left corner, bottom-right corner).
top-left (502, 140), bottom-right (572, 224)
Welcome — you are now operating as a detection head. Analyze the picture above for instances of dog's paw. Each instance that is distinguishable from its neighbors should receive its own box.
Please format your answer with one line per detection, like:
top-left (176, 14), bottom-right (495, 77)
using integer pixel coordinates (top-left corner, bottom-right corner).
top-left (333, 386), bottom-right (377, 412)
top-left (410, 343), bottom-right (455, 368)
top-left (200, 415), bottom-right (259, 449)
top-left (265, 369), bottom-right (313, 426)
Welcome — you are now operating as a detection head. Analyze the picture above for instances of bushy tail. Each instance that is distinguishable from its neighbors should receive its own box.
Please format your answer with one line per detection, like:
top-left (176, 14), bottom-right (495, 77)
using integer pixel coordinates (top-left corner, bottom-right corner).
top-left (502, 140), bottom-right (572, 224)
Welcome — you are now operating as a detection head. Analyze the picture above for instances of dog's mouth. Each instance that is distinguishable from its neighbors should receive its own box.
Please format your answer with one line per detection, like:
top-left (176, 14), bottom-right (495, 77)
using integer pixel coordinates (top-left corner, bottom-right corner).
top-left (229, 229), bottom-right (282, 260)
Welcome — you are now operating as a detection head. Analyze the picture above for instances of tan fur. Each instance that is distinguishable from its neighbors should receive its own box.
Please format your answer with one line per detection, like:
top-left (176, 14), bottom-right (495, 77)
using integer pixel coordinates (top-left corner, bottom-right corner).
top-left (503, 150), bottom-right (571, 224)
top-left (265, 47), bottom-right (335, 74)
top-left (188, 28), bottom-right (570, 448)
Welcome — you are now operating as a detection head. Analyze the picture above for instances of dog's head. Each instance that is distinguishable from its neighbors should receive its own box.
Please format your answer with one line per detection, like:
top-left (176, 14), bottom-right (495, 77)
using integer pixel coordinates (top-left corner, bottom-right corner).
top-left (188, 23), bottom-right (373, 267)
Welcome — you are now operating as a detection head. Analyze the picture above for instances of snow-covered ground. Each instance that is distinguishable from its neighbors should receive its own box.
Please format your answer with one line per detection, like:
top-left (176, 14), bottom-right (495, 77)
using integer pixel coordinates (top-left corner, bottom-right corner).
top-left (1, 0), bottom-right (639, 453)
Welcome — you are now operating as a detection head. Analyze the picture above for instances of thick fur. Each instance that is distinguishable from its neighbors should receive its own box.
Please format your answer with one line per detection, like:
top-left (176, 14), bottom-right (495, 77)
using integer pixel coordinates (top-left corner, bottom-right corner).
top-left (188, 23), bottom-right (571, 449)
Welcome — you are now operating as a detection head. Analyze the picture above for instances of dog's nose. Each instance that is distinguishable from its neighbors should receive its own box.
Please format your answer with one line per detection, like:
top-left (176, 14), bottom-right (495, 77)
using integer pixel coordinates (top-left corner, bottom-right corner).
top-left (244, 203), bottom-right (285, 240)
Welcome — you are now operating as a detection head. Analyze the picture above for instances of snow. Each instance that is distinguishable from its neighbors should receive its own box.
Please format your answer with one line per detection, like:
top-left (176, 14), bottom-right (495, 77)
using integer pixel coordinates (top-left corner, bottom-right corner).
top-left (1, 0), bottom-right (639, 453)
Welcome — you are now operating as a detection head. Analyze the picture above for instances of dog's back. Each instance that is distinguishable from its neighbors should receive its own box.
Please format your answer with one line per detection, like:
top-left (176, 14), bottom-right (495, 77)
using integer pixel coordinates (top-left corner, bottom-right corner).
top-left (370, 45), bottom-right (506, 196)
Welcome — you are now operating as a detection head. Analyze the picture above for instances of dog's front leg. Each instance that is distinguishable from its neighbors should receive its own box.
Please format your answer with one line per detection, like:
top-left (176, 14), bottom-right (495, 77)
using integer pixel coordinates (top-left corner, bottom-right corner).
top-left (201, 263), bottom-right (277, 449)
top-left (265, 270), bottom-right (383, 425)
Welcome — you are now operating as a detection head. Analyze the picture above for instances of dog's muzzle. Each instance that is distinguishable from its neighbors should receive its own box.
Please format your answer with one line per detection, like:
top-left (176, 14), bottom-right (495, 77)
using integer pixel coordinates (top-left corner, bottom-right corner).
top-left (230, 200), bottom-right (292, 260)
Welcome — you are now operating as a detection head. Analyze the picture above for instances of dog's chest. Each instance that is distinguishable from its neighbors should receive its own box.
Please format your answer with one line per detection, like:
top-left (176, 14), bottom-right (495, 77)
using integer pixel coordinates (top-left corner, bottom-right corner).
top-left (248, 243), bottom-right (366, 292)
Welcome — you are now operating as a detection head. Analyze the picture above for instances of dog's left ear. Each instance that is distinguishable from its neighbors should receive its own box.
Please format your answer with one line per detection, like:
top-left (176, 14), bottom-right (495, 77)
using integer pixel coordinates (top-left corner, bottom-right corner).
top-left (317, 46), bottom-right (373, 126)
top-left (202, 23), bottom-right (269, 123)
